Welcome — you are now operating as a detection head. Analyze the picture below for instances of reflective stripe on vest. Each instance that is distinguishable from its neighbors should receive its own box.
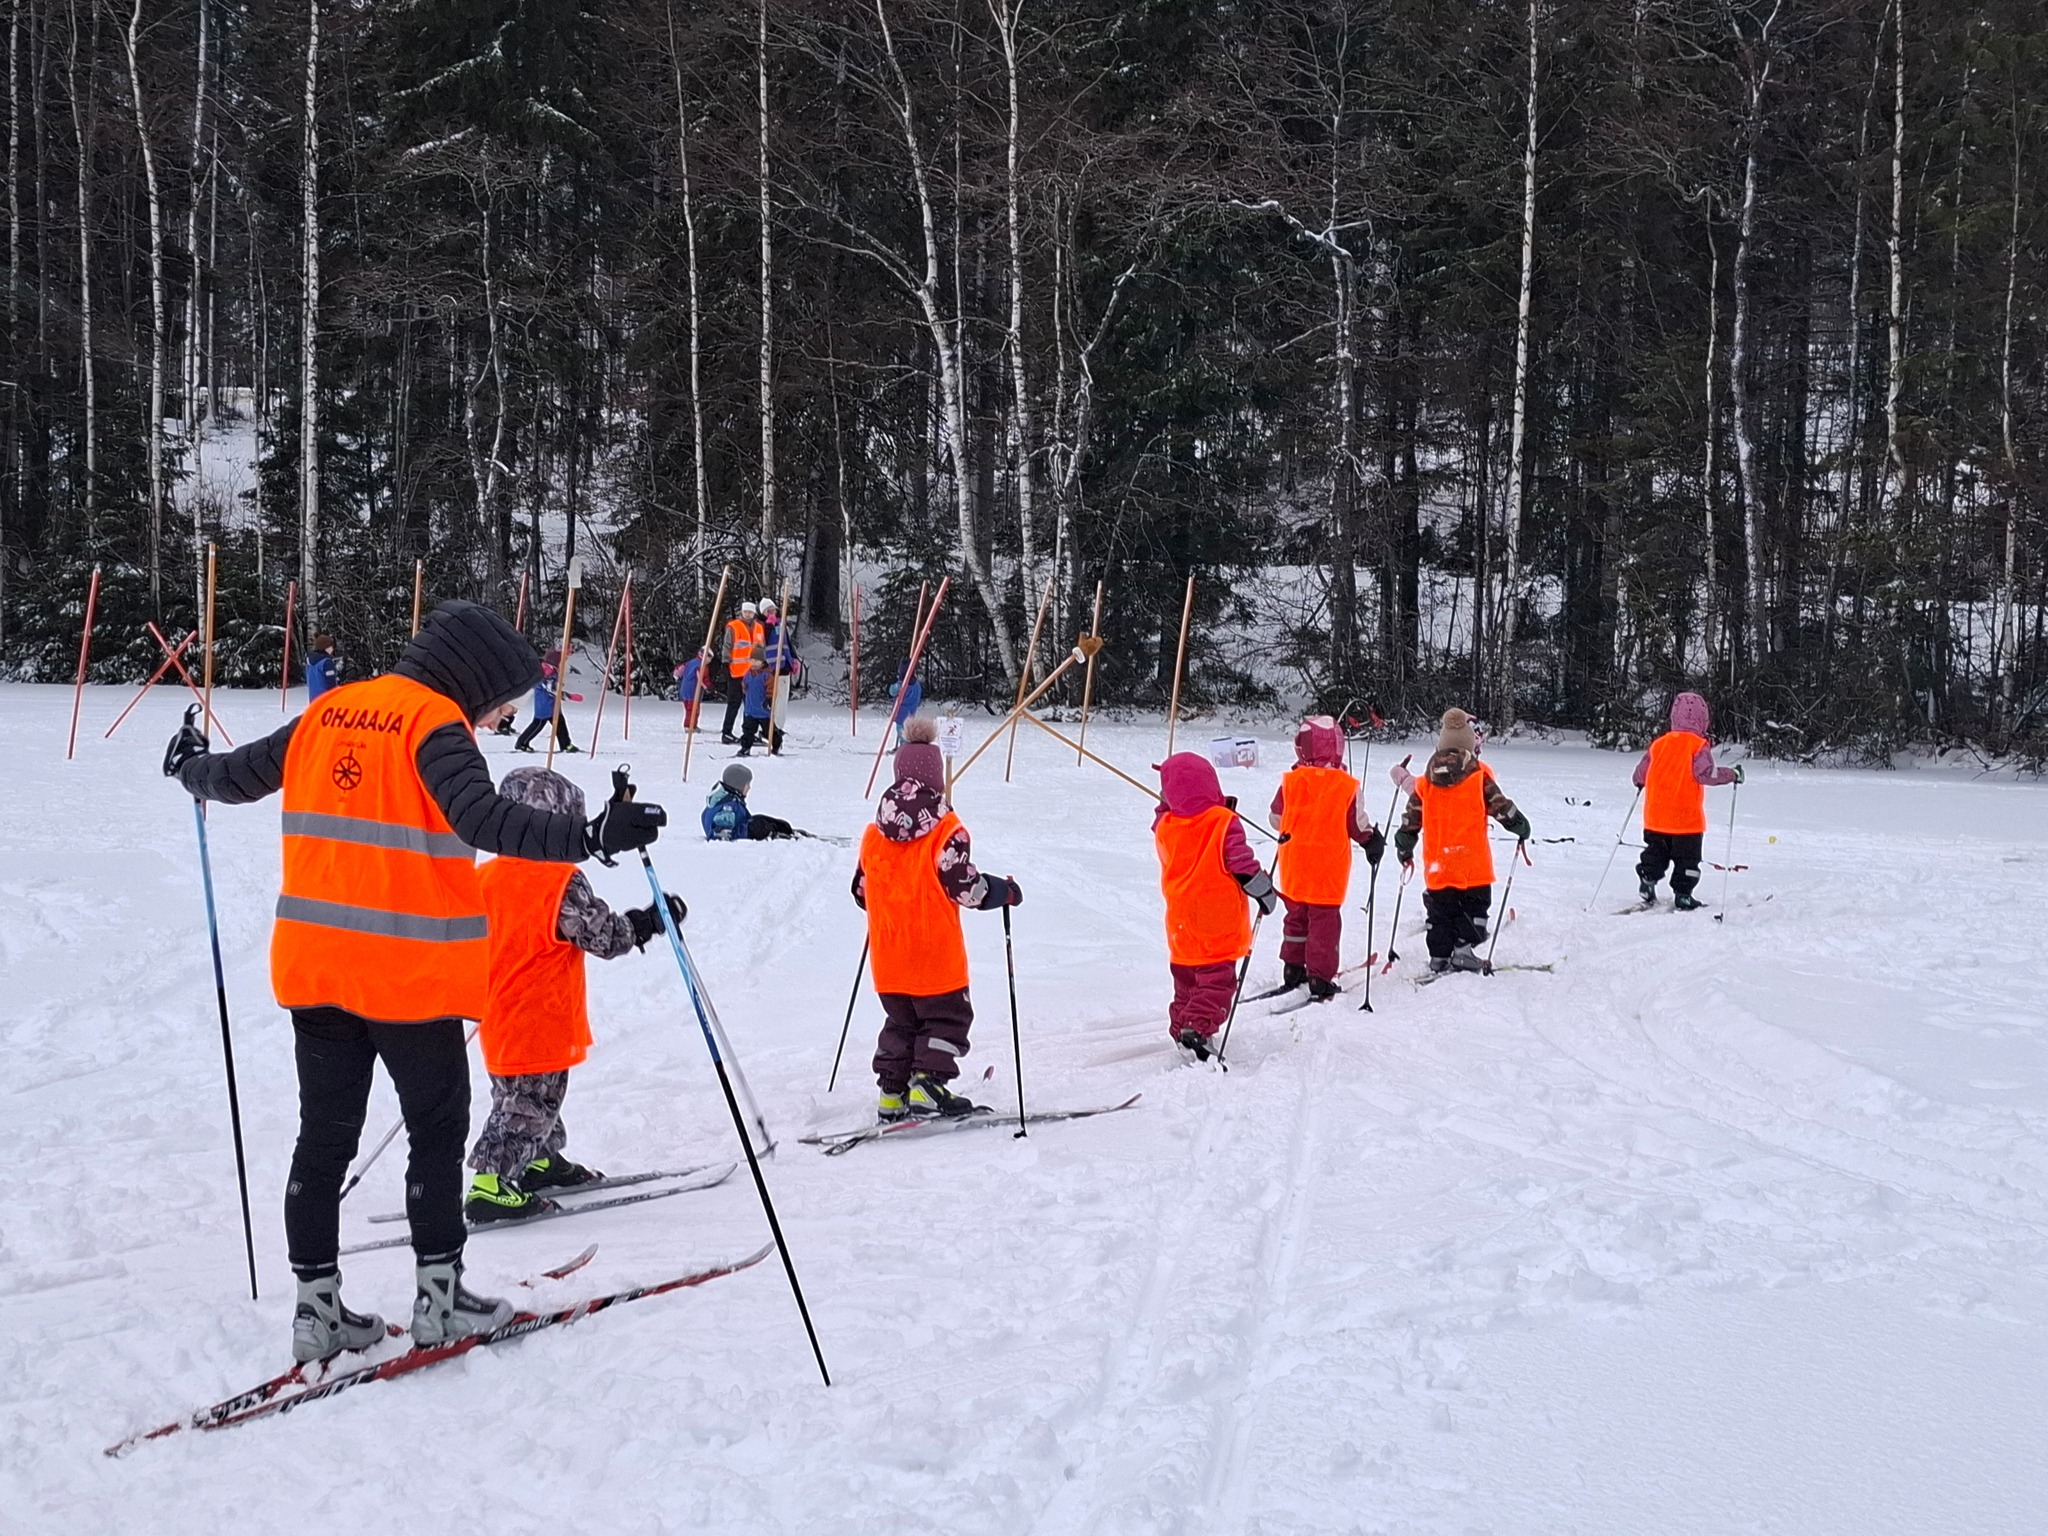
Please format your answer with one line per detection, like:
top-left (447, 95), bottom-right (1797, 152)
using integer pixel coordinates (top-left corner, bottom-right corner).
top-left (861, 812), bottom-right (971, 996)
top-left (1643, 730), bottom-right (1709, 836)
top-left (271, 673), bottom-right (488, 1022)
top-left (1275, 765), bottom-right (1359, 906)
top-left (477, 858), bottom-right (592, 1077)
top-left (1415, 765), bottom-right (1495, 891)
top-left (1155, 803), bottom-right (1253, 968)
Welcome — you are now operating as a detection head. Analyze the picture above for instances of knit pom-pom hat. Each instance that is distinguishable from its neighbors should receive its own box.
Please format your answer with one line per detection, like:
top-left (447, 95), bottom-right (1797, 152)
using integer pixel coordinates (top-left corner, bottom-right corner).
top-left (1437, 707), bottom-right (1478, 755)
top-left (893, 716), bottom-right (946, 791)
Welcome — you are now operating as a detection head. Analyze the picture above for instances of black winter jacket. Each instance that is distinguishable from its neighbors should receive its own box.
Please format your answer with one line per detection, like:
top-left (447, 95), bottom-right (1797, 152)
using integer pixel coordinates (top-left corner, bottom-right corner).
top-left (175, 600), bottom-right (589, 862)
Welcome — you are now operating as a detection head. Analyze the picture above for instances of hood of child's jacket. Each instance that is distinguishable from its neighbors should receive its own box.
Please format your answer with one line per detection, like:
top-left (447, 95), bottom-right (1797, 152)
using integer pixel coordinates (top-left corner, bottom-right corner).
top-left (1158, 752), bottom-right (1227, 817)
top-left (875, 777), bottom-right (948, 843)
top-left (498, 766), bottom-right (587, 819)
top-left (1293, 717), bottom-right (1344, 769)
top-left (1424, 746), bottom-right (1480, 789)
top-left (1670, 691), bottom-right (1712, 735)
top-left (394, 600), bottom-right (543, 720)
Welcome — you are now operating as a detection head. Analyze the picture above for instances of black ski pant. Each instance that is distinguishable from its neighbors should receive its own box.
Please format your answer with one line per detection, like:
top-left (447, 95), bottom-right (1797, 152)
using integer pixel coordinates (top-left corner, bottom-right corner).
top-left (721, 684), bottom-right (745, 741)
top-left (1637, 830), bottom-right (1704, 896)
top-left (872, 988), bottom-right (974, 1094)
top-left (515, 712), bottom-right (569, 752)
top-left (286, 1008), bottom-right (470, 1277)
top-left (738, 714), bottom-right (781, 756)
top-left (1421, 884), bottom-right (1492, 959)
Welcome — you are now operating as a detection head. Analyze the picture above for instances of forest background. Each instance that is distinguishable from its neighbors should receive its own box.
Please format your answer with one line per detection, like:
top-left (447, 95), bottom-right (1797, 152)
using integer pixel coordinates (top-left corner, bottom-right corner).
top-left (2, 0), bottom-right (2044, 761)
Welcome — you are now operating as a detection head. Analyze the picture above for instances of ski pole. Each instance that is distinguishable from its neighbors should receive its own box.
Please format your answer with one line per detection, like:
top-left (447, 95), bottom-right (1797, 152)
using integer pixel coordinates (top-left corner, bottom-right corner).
top-left (1213, 906), bottom-right (1268, 1071)
top-left (826, 939), bottom-right (869, 1093)
top-left (1378, 863), bottom-right (1413, 975)
top-left (1359, 780), bottom-right (1402, 1012)
top-left (1483, 840), bottom-right (1530, 973)
top-left (1586, 784), bottom-right (1643, 911)
top-left (1714, 779), bottom-right (1741, 924)
top-left (634, 833), bottom-right (829, 1386)
top-left (1002, 906), bottom-right (1026, 1138)
top-left (174, 711), bottom-right (260, 1303)
top-left (340, 1024), bottom-right (481, 1201)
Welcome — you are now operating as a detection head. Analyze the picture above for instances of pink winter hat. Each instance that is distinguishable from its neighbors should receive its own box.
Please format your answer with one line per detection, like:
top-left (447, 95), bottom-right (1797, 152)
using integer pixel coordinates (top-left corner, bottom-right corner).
top-left (1156, 752), bottom-right (1227, 817)
top-left (1293, 716), bottom-right (1344, 768)
top-left (1669, 692), bottom-right (1711, 735)
top-left (892, 716), bottom-right (946, 790)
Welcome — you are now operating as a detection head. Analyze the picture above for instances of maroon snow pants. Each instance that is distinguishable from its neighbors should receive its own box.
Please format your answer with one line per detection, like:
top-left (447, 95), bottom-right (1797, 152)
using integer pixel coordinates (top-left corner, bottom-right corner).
top-left (1279, 898), bottom-right (1342, 981)
top-left (1168, 961), bottom-right (1239, 1041)
top-left (873, 988), bottom-right (974, 1093)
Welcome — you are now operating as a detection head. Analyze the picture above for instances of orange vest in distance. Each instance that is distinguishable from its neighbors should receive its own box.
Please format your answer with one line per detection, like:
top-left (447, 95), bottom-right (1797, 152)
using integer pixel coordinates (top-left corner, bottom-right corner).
top-left (1414, 765), bottom-right (1495, 891)
top-left (1644, 730), bottom-right (1709, 835)
top-left (726, 617), bottom-right (763, 677)
top-left (477, 857), bottom-right (592, 1077)
top-left (1156, 802), bottom-right (1253, 968)
top-left (272, 673), bottom-right (488, 1023)
top-left (1276, 764), bottom-right (1360, 906)
top-left (861, 811), bottom-right (971, 996)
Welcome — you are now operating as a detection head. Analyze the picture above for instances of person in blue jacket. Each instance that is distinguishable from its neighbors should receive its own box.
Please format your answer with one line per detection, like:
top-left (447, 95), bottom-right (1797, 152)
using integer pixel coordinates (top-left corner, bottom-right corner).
top-left (306, 633), bottom-right (341, 702)
top-left (887, 657), bottom-right (923, 746)
top-left (739, 620), bottom-right (794, 757)
top-left (702, 762), bottom-right (796, 841)
top-left (673, 648), bottom-right (712, 731)
top-left (514, 655), bottom-right (580, 753)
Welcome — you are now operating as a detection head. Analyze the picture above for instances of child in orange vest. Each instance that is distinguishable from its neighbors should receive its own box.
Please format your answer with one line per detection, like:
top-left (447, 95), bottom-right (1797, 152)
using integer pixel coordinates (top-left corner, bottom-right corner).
top-left (1632, 691), bottom-right (1741, 910)
top-left (853, 718), bottom-right (1022, 1122)
top-left (1270, 716), bottom-right (1384, 1000)
top-left (1392, 709), bottom-right (1530, 974)
top-left (1156, 752), bottom-right (1276, 1057)
top-left (467, 767), bottom-right (686, 1223)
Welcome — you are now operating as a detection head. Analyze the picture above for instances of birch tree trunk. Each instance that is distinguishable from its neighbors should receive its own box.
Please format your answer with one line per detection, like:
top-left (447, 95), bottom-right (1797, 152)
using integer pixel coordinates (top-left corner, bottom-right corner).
top-left (1701, 221), bottom-right (1719, 670)
top-left (757, 0), bottom-right (777, 586)
top-left (298, 0), bottom-right (321, 630)
top-left (182, 0), bottom-right (207, 472)
top-left (122, 0), bottom-right (167, 618)
top-left (1995, 117), bottom-right (2022, 733)
top-left (990, 0), bottom-right (1040, 603)
top-left (67, 0), bottom-right (99, 541)
top-left (1497, 0), bottom-right (1540, 722)
top-left (668, 10), bottom-right (711, 604)
top-left (1884, 0), bottom-right (1906, 536)
top-left (1726, 0), bottom-right (1779, 675)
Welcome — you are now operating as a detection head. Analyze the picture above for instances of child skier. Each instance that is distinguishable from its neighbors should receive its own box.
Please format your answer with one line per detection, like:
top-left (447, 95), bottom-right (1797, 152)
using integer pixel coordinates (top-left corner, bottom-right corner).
top-left (702, 762), bottom-right (797, 842)
top-left (1270, 716), bottom-right (1384, 999)
top-left (467, 767), bottom-right (687, 1224)
top-left (1155, 751), bottom-right (1276, 1057)
top-left (853, 717), bottom-right (1021, 1121)
top-left (1392, 708), bottom-right (1531, 974)
top-left (674, 647), bottom-right (712, 732)
top-left (514, 654), bottom-right (581, 754)
top-left (305, 633), bottom-right (340, 702)
top-left (1633, 691), bottom-right (1742, 910)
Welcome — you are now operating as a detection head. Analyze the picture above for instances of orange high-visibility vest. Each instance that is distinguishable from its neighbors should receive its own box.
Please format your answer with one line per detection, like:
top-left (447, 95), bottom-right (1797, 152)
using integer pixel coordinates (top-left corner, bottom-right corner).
top-left (1156, 803), bottom-right (1253, 967)
top-left (1414, 765), bottom-right (1495, 891)
top-left (726, 617), bottom-right (762, 678)
top-left (1275, 765), bottom-right (1359, 906)
top-left (272, 674), bottom-right (487, 1023)
top-left (1644, 730), bottom-right (1709, 836)
top-left (476, 857), bottom-right (591, 1077)
top-left (861, 812), bottom-right (970, 996)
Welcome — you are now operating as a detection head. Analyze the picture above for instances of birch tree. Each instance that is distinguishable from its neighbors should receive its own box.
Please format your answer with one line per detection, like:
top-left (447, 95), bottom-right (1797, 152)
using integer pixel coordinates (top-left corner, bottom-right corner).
top-left (1724, 0), bottom-right (1781, 673)
top-left (1496, 0), bottom-right (1541, 722)
top-left (667, 8), bottom-right (711, 603)
top-left (65, 0), bottom-right (94, 540)
top-left (758, 0), bottom-right (777, 584)
top-left (182, 0), bottom-right (207, 472)
top-left (989, 0), bottom-right (1041, 601)
top-left (299, 0), bottom-right (321, 629)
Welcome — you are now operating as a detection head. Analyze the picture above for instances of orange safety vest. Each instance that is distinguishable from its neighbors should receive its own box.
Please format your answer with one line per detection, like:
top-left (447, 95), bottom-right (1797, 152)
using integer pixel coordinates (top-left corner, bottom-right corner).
top-left (1414, 765), bottom-right (1495, 892)
top-left (476, 857), bottom-right (591, 1077)
top-left (861, 811), bottom-right (971, 996)
top-left (1644, 730), bottom-right (1709, 836)
top-left (1156, 803), bottom-right (1253, 967)
top-left (272, 674), bottom-right (487, 1023)
top-left (726, 617), bottom-right (762, 678)
top-left (1275, 765), bottom-right (1359, 906)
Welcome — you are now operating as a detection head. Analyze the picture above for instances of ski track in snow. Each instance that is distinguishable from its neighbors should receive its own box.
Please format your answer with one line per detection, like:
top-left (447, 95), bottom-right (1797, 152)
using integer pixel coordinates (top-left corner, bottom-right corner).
top-left (4, 682), bottom-right (2048, 1534)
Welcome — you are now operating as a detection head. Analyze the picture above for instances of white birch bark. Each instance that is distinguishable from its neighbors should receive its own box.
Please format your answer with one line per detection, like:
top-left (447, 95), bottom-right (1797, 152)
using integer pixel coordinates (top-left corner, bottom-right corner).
top-left (298, 0), bottom-right (321, 629)
top-left (667, 10), bottom-right (711, 603)
top-left (182, 0), bottom-right (207, 463)
top-left (121, 0), bottom-right (167, 616)
top-left (1996, 121), bottom-right (2022, 727)
top-left (1884, 0), bottom-right (1905, 520)
top-left (1726, 0), bottom-right (1780, 672)
top-left (989, 0), bottom-right (1040, 602)
top-left (1702, 221), bottom-right (1719, 666)
top-left (67, 0), bottom-right (94, 539)
top-left (1498, 0), bottom-right (1541, 721)
top-left (757, 0), bottom-right (776, 585)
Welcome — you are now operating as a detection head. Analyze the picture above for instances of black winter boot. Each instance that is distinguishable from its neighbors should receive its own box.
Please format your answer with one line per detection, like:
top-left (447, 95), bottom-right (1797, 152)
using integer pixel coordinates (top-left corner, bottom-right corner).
top-left (1281, 962), bottom-right (1309, 991)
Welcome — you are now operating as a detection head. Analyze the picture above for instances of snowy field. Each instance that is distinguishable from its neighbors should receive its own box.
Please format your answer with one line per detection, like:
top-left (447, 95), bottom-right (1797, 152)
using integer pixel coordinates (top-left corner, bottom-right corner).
top-left (5, 679), bottom-right (2047, 1534)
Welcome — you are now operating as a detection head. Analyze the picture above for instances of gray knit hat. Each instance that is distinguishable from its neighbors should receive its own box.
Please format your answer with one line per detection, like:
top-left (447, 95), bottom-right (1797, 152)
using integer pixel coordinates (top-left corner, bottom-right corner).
top-left (720, 761), bottom-right (753, 793)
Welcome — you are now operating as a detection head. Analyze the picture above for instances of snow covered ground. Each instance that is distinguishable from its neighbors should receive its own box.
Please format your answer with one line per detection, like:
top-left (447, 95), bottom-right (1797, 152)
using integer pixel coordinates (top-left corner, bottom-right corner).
top-left (5, 679), bottom-right (2047, 1534)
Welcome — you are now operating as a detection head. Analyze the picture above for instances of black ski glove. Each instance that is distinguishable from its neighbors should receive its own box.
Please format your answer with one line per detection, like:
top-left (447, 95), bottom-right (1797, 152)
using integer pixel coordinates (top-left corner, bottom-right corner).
top-left (163, 706), bottom-right (208, 782)
top-left (626, 892), bottom-right (688, 949)
top-left (978, 875), bottom-right (1023, 910)
top-left (1240, 868), bottom-right (1278, 917)
top-left (1503, 810), bottom-right (1532, 843)
top-left (586, 799), bottom-right (666, 863)
top-left (1363, 827), bottom-right (1386, 868)
top-left (1394, 828), bottom-right (1418, 868)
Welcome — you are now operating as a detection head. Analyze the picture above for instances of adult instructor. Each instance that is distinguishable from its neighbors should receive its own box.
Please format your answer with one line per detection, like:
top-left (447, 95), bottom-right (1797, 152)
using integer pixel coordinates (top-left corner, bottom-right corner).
top-left (164, 600), bottom-right (666, 1362)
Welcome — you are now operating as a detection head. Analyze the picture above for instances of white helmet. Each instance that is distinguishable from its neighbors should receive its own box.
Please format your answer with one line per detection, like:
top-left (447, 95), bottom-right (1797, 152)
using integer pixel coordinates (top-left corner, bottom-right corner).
top-left (759, 598), bottom-right (778, 615)
top-left (739, 600), bottom-right (758, 615)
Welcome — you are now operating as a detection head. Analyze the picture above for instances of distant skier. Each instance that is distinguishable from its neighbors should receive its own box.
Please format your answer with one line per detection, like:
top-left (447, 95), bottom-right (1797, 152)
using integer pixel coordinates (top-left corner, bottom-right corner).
top-left (164, 599), bottom-right (667, 1361)
top-left (515, 654), bottom-right (580, 754)
top-left (853, 717), bottom-right (1021, 1122)
top-left (467, 766), bottom-right (688, 1225)
top-left (1269, 716), bottom-right (1383, 1000)
top-left (702, 762), bottom-right (797, 842)
top-left (1392, 708), bottom-right (1530, 974)
top-left (887, 657), bottom-right (924, 746)
top-left (673, 648), bottom-right (713, 732)
top-left (1154, 751), bottom-right (1275, 1056)
top-left (1632, 691), bottom-right (1742, 910)
top-left (305, 633), bottom-right (340, 702)
top-left (719, 601), bottom-right (763, 743)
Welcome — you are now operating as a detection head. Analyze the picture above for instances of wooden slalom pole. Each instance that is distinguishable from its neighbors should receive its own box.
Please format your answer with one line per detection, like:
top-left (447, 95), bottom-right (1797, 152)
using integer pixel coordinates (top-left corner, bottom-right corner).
top-left (513, 567), bottom-right (530, 632)
top-left (682, 565), bottom-right (731, 783)
top-left (949, 639), bottom-right (1094, 787)
top-left (104, 630), bottom-right (198, 740)
top-left (66, 565), bottom-right (102, 760)
top-left (278, 579), bottom-right (296, 711)
top-left (848, 582), bottom-right (861, 736)
top-left (864, 577), bottom-right (950, 798)
top-left (410, 558), bottom-right (425, 635)
top-left (1004, 577), bottom-right (1055, 784)
top-left (768, 579), bottom-right (792, 753)
top-left (621, 580), bottom-right (635, 741)
top-left (1165, 573), bottom-right (1195, 757)
top-left (545, 558), bottom-right (583, 771)
top-left (588, 571), bottom-right (631, 754)
top-left (1075, 579), bottom-right (1105, 766)
top-left (202, 543), bottom-right (220, 731)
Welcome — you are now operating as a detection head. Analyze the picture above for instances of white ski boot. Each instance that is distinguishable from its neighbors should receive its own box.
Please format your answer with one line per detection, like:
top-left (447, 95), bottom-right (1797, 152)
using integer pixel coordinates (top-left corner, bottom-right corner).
top-left (292, 1271), bottom-right (386, 1363)
top-left (412, 1258), bottom-right (514, 1347)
